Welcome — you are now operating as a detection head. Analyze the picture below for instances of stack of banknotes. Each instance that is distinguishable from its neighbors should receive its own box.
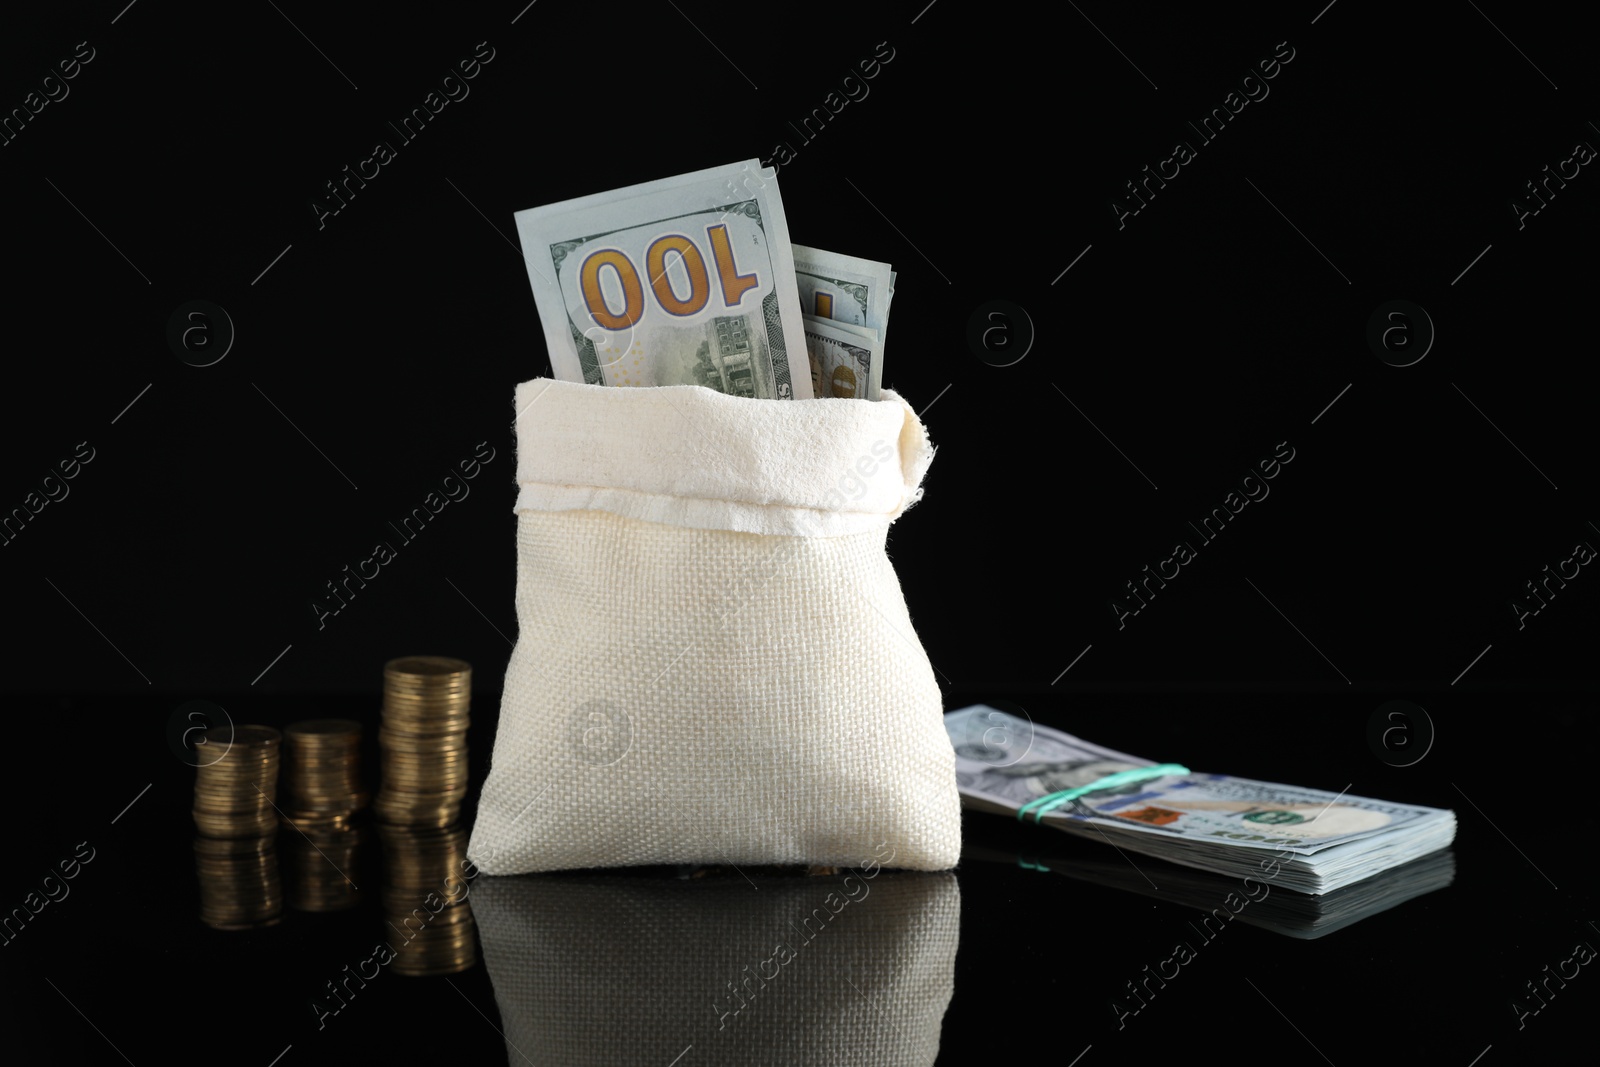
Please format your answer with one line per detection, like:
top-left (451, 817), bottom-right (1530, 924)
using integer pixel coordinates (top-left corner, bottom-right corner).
top-left (514, 159), bottom-right (893, 401)
top-left (945, 705), bottom-right (1457, 895)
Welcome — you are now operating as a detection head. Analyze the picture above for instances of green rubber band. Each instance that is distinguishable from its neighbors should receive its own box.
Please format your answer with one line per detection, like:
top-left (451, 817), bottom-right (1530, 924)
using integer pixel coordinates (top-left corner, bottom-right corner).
top-left (1016, 763), bottom-right (1191, 824)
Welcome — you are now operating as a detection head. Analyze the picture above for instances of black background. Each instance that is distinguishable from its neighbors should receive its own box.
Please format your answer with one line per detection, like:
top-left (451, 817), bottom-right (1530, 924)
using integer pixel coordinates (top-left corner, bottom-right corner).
top-left (1, 1), bottom-right (1595, 1063)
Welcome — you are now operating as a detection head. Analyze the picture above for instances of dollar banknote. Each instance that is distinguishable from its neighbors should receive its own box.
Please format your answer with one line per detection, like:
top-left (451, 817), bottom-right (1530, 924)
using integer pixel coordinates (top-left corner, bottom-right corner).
top-left (945, 705), bottom-right (1456, 894)
top-left (802, 315), bottom-right (880, 400)
top-left (793, 244), bottom-right (894, 399)
top-left (516, 160), bottom-right (813, 399)
top-left (792, 244), bottom-right (895, 335)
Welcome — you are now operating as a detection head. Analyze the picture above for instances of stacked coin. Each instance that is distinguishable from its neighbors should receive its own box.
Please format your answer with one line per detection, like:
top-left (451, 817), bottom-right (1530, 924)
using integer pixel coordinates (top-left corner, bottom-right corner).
top-left (194, 835), bottom-right (282, 930)
top-left (281, 719), bottom-right (367, 828)
top-left (379, 824), bottom-right (477, 976)
top-left (192, 725), bottom-right (282, 837)
top-left (374, 657), bottom-right (471, 827)
top-left (283, 823), bottom-right (364, 912)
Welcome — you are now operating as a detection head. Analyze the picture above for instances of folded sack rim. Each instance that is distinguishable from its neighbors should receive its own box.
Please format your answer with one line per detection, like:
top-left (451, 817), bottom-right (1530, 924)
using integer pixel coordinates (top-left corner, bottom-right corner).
top-left (510, 377), bottom-right (935, 537)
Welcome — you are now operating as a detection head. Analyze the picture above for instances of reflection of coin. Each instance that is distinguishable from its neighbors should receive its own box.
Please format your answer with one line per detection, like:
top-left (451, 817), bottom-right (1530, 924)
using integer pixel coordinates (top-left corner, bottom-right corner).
top-left (378, 823), bottom-right (477, 975)
top-left (568, 700), bottom-right (633, 766)
top-left (194, 833), bottom-right (281, 929)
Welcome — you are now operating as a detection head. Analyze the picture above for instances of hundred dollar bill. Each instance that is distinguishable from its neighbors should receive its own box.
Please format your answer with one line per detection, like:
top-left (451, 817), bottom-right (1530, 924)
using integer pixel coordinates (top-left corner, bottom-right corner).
top-left (515, 160), bottom-right (813, 399)
top-left (945, 705), bottom-right (1456, 894)
top-left (802, 314), bottom-right (880, 400)
top-left (793, 244), bottom-right (894, 397)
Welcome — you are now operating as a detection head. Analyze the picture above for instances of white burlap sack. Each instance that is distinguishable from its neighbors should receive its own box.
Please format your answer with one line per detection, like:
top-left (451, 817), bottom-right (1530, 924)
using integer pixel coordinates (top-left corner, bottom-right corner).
top-left (467, 377), bottom-right (960, 874)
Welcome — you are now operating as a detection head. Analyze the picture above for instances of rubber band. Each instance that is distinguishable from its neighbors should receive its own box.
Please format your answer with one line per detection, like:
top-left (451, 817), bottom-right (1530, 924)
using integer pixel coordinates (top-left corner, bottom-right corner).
top-left (1015, 763), bottom-right (1191, 824)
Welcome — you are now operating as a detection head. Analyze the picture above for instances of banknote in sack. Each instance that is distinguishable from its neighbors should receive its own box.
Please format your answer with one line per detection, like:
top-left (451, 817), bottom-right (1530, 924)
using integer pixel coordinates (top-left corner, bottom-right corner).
top-left (515, 159), bottom-right (813, 399)
top-left (794, 243), bottom-right (894, 400)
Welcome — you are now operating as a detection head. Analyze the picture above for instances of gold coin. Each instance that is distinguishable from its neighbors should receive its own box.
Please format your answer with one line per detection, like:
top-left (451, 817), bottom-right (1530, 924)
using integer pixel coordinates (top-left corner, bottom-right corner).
top-left (202, 724), bottom-right (282, 748)
top-left (385, 655), bottom-right (471, 679)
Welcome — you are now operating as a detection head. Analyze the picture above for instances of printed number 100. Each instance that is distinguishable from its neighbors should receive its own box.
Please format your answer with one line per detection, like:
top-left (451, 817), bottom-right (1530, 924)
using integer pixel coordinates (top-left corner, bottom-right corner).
top-left (581, 223), bottom-right (759, 329)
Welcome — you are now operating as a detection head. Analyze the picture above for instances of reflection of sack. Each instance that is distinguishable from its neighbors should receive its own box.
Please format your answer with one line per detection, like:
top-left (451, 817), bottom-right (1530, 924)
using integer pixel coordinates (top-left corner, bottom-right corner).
top-left (474, 870), bottom-right (959, 1065)
top-left (468, 378), bottom-right (961, 874)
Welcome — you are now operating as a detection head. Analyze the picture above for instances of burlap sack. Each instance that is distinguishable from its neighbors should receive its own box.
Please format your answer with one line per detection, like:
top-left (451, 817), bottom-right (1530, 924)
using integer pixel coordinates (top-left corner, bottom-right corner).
top-left (466, 378), bottom-right (960, 873)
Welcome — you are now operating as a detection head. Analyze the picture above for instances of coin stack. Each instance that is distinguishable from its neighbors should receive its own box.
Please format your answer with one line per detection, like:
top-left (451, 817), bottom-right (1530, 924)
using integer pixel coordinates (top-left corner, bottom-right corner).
top-left (281, 719), bottom-right (367, 829)
top-left (374, 657), bottom-right (471, 827)
top-left (283, 823), bottom-right (364, 912)
top-left (194, 835), bottom-right (282, 930)
top-left (379, 823), bottom-right (477, 976)
top-left (192, 725), bottom-right (282, 837)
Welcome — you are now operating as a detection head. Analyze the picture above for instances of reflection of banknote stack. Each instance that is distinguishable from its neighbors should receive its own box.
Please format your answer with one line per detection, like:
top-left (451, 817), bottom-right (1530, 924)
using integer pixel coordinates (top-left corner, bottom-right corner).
top-left (194, 834), bottom-right (282, 930)
top-left (379, 824), bottom-right (477, 977)
top-left (283, 823), bottom-right (363, 913)
top-left (964, 842), bottom-right (1457, 940)
top-left (474, 870), bottom-right (957, 1066)
top-left (946, 705), bottom-right (1457, 895)
top-left (374, 657), bottom-right (470, 827)
top-left (192, 725), bottom-right (282, 838)
top-left (281, 719), bottom-right (367, 829)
